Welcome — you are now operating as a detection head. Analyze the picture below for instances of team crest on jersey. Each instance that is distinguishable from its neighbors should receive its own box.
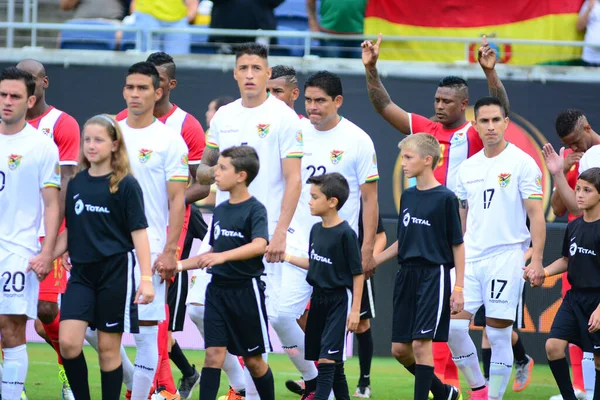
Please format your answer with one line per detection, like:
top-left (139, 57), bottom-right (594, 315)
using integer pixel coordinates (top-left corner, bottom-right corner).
top-left (498, 173), bottom-right (511, 188)
top-left (190, 276), bottom-right (196, 288)
top-left (330, 150), bottom-right (344, 165)
top-left (8, 154), bottom-right (22, 170)
top-left (138, 149), bottom-right (153, 164)
top-left (450, 130), bottom-right (467, 144)
top-left (535, 175), bottom-right (542, 191)
top-left (257, 124), bottom-right (270, 138)
top-left (296, 130), bottom-right (303, 144)
top-left (41, 127), bottom-right (53, 138)
top-left (181, 154), bottom-right (188, 167)
top-left (372, 152), bottom-right (377, 166)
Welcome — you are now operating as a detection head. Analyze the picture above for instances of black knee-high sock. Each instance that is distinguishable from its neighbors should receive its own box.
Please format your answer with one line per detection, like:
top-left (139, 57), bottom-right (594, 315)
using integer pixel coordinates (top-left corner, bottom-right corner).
top-left (548, 358), bottom-right (577, 400)
top-left (101, 364), bottom-right (123, 399)
top-left (315, 363), bottom-right (336, 400)
top-left (414, 365), bottom-right (435, 400)
top-left (404, 362), bottom-right (446, 398)
top-left (251, 366), bottom-right (275, 400)
top-left (62, 352), bottom-right (90, 400)
top-left (169, 340), bottom-right (195, 377)
top-left (482, 348), bottom-right (492, 380)
top-left (356, 329), bottom-right (373, 387)
top-left (332, 362), bottom-right (350, 400)
top-left (512, 337), bottom-right (528, 365)
top-left (199, 367), bottom-right (221, 400)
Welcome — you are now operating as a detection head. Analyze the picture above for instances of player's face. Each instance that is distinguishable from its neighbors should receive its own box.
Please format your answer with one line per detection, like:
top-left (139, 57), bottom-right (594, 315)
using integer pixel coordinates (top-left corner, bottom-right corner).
top-left (473, 105), bottom-right (508, 147)
top-left (83, 123), bottom-right (116, 165)
top-left (400, 148), bottom-right (429, 178)
top-left (214, 156), bottom-right (245, 191)
top-left (561, 128), bottom-right (592, 153)
top-left (0, 79), bottom-right (35, 125)
top-left (123, 74), bottom-right (162, 116)
top-left (575, 179), bottom-right (600, 211)
top-left (434, 87), bottom-right (467, 125)
top-left (267, 78), bottom-right (298, 109)
top-left (305, 87), bottom-right (343, 130)
top-left (155, 65), bottom-right (176, 100)
top-left (205, 100), bottom-right (217, 127)
top-left (308, 184), bottom-right (332, 216)
top-left (234, 55), bottom-right (271, 98)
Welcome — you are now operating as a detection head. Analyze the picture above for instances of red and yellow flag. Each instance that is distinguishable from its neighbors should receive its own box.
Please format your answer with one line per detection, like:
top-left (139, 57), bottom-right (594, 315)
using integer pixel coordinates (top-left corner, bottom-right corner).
top-left (364, 0), bottom-right (585, 65)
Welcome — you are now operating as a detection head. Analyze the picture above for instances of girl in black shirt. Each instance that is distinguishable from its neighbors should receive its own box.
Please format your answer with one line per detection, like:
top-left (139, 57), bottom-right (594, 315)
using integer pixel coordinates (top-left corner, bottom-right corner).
top-left (52, 114), bottom-right (155, 400)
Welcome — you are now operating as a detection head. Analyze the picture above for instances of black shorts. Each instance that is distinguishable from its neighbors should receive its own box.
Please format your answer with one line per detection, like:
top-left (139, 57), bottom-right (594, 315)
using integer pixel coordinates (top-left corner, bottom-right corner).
top-left (359, 278), bottom-right (375, 320)
top-left (168, 205), bottom-right (208, 332)
top-left (550, 289), bottom-right (600, 354)
top-left (305, 287), bottom-right (351, 362)
top-left (474, 284), bottom-right (526, 329)
top-left (61, 252), bottom-right (138, 334)
top-left (392, 264), bottom-right (451, 343)
top-left (203, 277), bottom-right (272, 357)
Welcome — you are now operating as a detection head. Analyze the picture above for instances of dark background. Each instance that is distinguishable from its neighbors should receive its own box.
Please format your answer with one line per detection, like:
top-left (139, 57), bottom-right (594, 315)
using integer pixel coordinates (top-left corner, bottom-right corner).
top-left (3, 62), bottom-right (594, 361)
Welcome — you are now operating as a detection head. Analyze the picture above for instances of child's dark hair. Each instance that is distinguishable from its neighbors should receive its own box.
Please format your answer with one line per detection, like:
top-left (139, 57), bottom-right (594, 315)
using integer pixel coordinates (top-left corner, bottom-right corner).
top-left (579, 167), bottom-right (600, 194)
top-left (307, 172), bottom-right (349, 210)
top-left (220, 146), bottom-right (260, 186)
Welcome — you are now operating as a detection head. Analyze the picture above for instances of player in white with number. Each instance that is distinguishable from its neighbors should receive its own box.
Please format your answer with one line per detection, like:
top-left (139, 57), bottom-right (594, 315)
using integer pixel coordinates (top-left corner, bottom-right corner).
top-left (0, 67), bottom-right (61, 399)
top-left (287, 70), bottom-right (379, 399)
top-left (447, 97), bottom-right (546, 400)
top-left (119, 62), bottom-right (188, 400)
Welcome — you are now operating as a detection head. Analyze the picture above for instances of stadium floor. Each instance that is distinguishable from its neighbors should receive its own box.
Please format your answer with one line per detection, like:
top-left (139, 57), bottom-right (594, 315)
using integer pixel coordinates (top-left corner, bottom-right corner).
top-left (24, 342), bottom-right (564, 399)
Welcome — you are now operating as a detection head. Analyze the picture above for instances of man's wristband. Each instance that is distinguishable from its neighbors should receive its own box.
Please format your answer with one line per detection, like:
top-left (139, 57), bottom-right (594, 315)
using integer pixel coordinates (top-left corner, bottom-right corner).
top-left (141, 276), bottom-right (152, 282)
top-left (177, 261), bottom-right (183, 272)
top-left (284, 253), bottom-right (292, 263)
top-left (453, 286), bottom-right (463, 292)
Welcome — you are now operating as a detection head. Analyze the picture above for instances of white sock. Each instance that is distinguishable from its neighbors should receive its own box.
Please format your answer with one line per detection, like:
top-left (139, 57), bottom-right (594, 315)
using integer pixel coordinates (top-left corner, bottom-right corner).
top-left (270, 312), bottom-right (318, 381)
top-left (582, 352), bottom-right (595, 397)
top-left (85, 327), bottom-right (99, 350)
top-left (486, 325), bottom-right (513, 400)
top-left (188, 304), bottom-right (246, 391)
top-left (132, 325), bottom-right (159, 400)
top-left (448, 319), bottom-right (486, 389)
top-left (2, 345), bottom-right (28, 399)
top-left (122, 345), bottom-right (135, 391)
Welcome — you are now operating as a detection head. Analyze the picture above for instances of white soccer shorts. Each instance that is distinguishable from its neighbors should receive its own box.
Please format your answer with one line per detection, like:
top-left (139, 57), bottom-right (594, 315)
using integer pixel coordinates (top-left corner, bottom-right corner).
top-left (0, 247), bottom-right (39, 319)
top-left (185, 233), bottom-right (213, 306)
top-left (134, 252), bottom-right (166, 322)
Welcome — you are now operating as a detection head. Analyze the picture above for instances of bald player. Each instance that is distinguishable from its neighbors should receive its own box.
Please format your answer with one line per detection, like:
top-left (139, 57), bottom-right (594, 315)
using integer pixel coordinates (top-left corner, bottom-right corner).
top-left (16, 59), bottom-right (80, 400)
top-left (267, 65), bottom-right (300, 111)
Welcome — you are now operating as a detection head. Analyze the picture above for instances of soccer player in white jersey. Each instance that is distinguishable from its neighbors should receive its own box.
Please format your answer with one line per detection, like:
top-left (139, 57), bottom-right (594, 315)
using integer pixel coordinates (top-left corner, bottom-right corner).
top-left (119, 62), bottom-right (188, 400)
top-left (192, 43), bottom-right (304, 400)
top-left (288, 70), bottom-right (379, 399)
top-left (0, 67), bottom-right (61, 399)
top-left (448, 97), bottom-right (546, 400)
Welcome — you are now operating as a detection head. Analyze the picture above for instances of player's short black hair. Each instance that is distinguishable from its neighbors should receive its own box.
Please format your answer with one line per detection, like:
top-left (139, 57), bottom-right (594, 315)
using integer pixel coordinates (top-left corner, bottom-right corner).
top-left (579, 167), bottom-right (600, 194)
top-left (213, 96), bottom-right (235, 111)
top-left (0, 67), bottom-right (35, 97)
top-left (234, 43), bottom-right (268, 60)
top-left (556, 109), bottom-right (586, 138)
top-left (271, 65), bottom-right (298, 87)
top-left (474, 96), bottom-right (506, 118)
top-left (438, 76), bottom-right (469, 100)
top-left (146, 52), bottom-right (176, 80)
top-left (221, 146), bottom-right (260, 186)
top-left (307, 172), bottom-right (349, 210)
top-left (304, 71), bottom-right (342, 99)
top-left (127, 62), bottom-right (160, 90)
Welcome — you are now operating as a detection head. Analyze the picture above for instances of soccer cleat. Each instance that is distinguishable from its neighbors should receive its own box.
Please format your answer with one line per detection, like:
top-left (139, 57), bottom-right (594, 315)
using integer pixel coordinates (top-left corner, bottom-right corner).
top-left (151, 387), bottom-right (181, 400)
top-left (177, 366), bottom-right (200, 399)
top-left (301, 391), bottom-right (316, 400)
top-left (467, 386), bottom-right (487, 400)
top-left (549, 388), bottom-right (587, 400)
top-left (512, 354), bottom-right (534, 392)
top-left (428, 392), bottom-right (434, 400)
top-left (58, 365), bottom-right (75, 400)
top-left (20, 386), bottom-right (28, 400)
top-left (445, 384), bottom-right (462, 400)
top-left (353, 386), bottom-right (371, 398)
top-left (126, 390), bottom-right (132, 400)
top-left (217, 387), bottom-right (245, 400)
top-left (285, 379), bottom-right (305, 396)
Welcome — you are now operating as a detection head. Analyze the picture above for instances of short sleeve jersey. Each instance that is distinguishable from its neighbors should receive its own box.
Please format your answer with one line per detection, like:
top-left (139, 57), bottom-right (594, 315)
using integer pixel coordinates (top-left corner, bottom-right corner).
top-left (66, 172), bottom-right (148, 264)
top-left (579, 145), bottom-right (600, 174)
top-left (208, 197), bottom-right (269, 280)
top-left (116, 105), bottom-right (205, 165)
top-left (306, 221), bottom-right (363, 290)
top-left (396, 186), bottom-right (463, 266)
top-left (119, 119), bottom-right (189, 253)
top-left (0, 124), bottom-right (61, 258)
top-left (206, 95), bottom-right (303, 236)
top-left (408, 113), bottom-right (484, 193)
top-left (562, 217), bottom-right (600, 290)
top-left (292, 117), bottom-right (379, 249)
top-left (456, 143), bottom-right (543, 261)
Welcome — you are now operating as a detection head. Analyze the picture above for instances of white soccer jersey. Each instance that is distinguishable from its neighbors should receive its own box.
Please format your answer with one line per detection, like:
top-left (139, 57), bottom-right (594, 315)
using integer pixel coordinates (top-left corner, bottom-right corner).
top-left (292, 117), bottom-right (379, 248)
top-left (119, 120), bottom-right (189, 253)
top-left (579, 144), bottom-right (600, 174)
top-left (0, 124), bottom-right (60, 258)
top-left (206, 95), bottom-right (303, 236)
top-left (456, 143), bottom-right (543, 261)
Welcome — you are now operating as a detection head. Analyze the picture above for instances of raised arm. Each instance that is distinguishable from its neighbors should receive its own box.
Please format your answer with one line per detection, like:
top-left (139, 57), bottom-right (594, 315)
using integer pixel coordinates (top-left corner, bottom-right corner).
top-left (362, 34), bottom-right (411, 134)
top-left (478, 35), bottom-right (510, 114)
top-left (544, 144), bottom-right (581, 216)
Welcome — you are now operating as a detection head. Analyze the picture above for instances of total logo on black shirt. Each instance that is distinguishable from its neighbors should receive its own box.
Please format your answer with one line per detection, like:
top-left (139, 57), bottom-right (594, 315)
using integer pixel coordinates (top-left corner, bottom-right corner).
top-left (213, 221), bottom-right (245, 239)
top-left (402, 211), bottom-right (432, 227)
top-left (73, 196), bottom-right (110, 215)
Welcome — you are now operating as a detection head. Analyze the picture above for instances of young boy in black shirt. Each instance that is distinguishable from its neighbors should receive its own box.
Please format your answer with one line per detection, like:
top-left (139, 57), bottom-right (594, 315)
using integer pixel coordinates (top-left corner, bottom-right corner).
top-left (374, 133), bottom-right (465, 400)
top-left (285, 172), bottom-right (364, 400)
top-left (175, 145), bottom-right (273, 400)
top-left (528, 167), bottom-right (600, 400)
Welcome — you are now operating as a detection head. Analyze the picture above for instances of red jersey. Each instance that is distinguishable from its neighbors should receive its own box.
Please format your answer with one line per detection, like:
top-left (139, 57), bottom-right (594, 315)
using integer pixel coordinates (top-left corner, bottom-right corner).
top-left (409, 113), bottom-right (484, 193)
top-left (116, 105), bottom-right (205, 164)
top-left (28, 106), bottom-right (80, 166)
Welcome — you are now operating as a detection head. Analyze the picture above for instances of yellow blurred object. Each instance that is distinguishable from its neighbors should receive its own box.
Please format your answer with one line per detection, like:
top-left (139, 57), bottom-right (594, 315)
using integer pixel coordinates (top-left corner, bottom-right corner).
top-left (194, 14), bottom-right (211, 26)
